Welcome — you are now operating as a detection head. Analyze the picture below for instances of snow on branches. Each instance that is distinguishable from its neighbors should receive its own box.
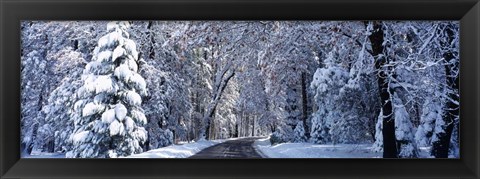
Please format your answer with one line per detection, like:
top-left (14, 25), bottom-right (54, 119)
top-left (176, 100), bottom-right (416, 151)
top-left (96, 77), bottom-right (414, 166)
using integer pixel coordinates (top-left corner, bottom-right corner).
top-left (67, 21), bottom-right (148, 158)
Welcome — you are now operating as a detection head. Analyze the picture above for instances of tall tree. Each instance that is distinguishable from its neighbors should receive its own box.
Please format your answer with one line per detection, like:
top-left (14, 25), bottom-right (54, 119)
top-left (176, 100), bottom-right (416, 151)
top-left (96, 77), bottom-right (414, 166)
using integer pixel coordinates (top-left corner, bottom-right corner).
top-left (366, 21), bottom-right (398, 158)
top-left (67, 21), bottom-right (148, 158)
top-left (310, 52), bottom-right (349, 144)
top-left (431, 23), bottom-right (459, 158)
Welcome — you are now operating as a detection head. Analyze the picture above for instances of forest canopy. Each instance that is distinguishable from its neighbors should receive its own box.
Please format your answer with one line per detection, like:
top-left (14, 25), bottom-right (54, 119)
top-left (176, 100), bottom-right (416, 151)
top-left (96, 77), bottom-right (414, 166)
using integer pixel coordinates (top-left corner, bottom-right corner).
top-left (20, 21), bottom-right (459, 158)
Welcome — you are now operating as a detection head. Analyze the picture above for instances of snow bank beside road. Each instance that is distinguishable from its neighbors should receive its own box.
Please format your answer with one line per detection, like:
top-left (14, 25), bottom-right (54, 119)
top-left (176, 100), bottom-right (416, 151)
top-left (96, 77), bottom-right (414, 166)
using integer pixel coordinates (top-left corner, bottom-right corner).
top-left (23, 151), bottom-right (66, 158)
top-left (254, 138), bottom-right (433, 158)
top-left (254, 138), bottom-right (381, 158)
top-left (126, 139), bottom-right (225, 158)
top-left (23, 139), bottom-right (227, 158)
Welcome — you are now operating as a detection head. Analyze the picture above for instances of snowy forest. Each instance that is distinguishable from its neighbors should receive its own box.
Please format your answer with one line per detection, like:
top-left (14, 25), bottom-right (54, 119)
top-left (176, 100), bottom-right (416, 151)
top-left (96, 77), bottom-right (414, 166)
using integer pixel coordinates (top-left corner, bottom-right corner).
top-left (21, 21), bottom-right (459, 158)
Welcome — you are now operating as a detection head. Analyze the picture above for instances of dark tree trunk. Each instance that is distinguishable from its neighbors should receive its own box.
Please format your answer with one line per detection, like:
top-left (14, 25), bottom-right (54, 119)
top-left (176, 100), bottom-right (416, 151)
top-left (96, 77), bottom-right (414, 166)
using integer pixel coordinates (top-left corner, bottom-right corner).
top-left (211, 116), bottom-right (216, 140)
top-left (27, 143), bottom-right (34, 155)
top-left (432, 24), bottom-right (458, 158)
top-left (411, 103), bottom-right (421, 127)
top-left (147, 21), bottom-right (156, 59)
top-left (366, 21), bottom-right (398, 158)
top-left (144, 138), bottom-right (150, 151)
top-left (172, 130), bottom-right (177, 144)
top-left (27, 123), bottom-right (39, 155)
top-left (73, 40), bottom-right (78, 50)
top-left (47, 140), bottom-right (54, 153)
top-left (245, 115), bottom-right (249, 137)
top-left (21, 142), bottom-right (27, 155)
top-left (252, 115), bottom-right (255, 136)
top-left (301, 72), bottom-right (310, 138)
top-left (203, 70), bottom-right (235, 140)
top-left (234, 123), bottom-right (239, 138)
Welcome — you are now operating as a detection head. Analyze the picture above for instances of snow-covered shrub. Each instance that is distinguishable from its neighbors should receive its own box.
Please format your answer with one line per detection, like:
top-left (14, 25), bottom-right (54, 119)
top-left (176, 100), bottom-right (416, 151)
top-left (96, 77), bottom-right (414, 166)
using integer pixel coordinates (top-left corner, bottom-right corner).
top-left (161, 129), bottom-right (174, 147)
top-left (270, 126), bottom-right (292, 145)
top-left (269, 132), bottom-right (285, 145)
top-left (147, 124), bottom-right (174, 149)
top-left (67, 21), bottom-right (148, 158)
top-left (293, 121), bottom-right (307, 143)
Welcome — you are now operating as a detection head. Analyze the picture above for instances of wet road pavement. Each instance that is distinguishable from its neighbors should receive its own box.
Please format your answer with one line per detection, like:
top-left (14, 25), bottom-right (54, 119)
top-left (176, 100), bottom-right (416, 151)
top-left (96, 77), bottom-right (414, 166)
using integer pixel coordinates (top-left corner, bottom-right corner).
top-left (189, 137), bottom-right (264, 158)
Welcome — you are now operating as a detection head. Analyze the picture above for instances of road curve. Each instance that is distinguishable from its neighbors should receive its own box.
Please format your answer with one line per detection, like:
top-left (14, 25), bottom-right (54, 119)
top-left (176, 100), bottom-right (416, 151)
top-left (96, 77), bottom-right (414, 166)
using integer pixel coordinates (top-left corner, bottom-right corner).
top-left (189, 137), bottom-right (264, 158)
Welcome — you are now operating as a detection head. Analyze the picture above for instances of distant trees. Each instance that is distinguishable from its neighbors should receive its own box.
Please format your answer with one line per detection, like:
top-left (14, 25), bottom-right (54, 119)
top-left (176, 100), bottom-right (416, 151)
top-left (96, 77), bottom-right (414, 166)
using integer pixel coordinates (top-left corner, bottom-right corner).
top-left (39, 49), bottom-right (85, 153)
top-left (131, 21), bottom-right (191, 149)
top-left (20, 21), bottom-right (459, 158)
top-left (20, 21), bottom-right (105, 155)
top-left (21, 49), bottom-right (49, 154)
top-left (260, 22), bottom-right (321, 143)
top-left (237, 58), bottom-right (268, 138)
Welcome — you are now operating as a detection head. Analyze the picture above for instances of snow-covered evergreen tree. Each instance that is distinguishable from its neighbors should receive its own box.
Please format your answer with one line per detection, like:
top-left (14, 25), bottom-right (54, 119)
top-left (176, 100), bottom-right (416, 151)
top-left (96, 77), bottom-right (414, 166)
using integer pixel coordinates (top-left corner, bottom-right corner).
top-left (20, 21), bottom-right (109, 155)
top-left (39, 49), bottom-right (85, 152)
top-left (293, 121), bottom-right (307, 143)
top-left (309, 53), bottom-right (349, 144)
top-left (393, 93), bottom-right (419, 158)
top-left (372, 110), bottom-right (383, 152)
top-left (309, 114), bottom-right (329, 144)
top-left (415, 97), bottom-right (442, 147)
top-left (21, 50), bottom-right (49, 154)
top-left (67, 21), bottom-right (148, 158)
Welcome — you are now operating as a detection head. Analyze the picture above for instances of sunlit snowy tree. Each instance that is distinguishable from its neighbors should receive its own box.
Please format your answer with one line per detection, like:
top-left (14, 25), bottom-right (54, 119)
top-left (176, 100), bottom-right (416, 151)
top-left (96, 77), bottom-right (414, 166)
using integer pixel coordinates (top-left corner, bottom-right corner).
top-left (67, 21), bottom-right (148, 158)
top-left (393, 93), bottom-right (419, 158)
top-left (309, 52), bottom-right (349, 144)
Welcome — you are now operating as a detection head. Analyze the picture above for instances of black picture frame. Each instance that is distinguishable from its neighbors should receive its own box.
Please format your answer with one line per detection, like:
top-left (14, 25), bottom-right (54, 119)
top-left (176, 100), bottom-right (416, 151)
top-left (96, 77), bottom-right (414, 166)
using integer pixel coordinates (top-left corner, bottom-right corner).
top-left (1, 0), bottom-right (479, 178)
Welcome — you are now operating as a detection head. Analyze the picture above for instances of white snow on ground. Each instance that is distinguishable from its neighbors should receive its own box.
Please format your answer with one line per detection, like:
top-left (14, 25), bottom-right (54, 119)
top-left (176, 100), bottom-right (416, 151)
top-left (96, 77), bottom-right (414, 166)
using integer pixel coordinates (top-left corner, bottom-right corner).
top-left (23, 151), bottom-right (66, 158)
top-left (125, 139), bottom-right (226, 158)
top-left (22, 139), bottom-right (226, 158)
top-left (254, 137), bottom-right (432, 158)
top-left (418, 146), bottom-right (434, 158)
top-left (21, 137), bottom-right (433, 158)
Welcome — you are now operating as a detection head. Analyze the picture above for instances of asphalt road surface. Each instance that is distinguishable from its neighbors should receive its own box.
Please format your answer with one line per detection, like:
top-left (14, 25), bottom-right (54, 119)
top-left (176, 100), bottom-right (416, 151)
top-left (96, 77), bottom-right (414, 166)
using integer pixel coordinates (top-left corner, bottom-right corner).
top-left (189, 137), bottom-right (264, 158)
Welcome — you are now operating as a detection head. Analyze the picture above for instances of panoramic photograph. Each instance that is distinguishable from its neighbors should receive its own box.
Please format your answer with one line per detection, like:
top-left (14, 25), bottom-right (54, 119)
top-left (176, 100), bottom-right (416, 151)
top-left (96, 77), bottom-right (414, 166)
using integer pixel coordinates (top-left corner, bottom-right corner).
top-left (20, 21), bottom-right (459, 158)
